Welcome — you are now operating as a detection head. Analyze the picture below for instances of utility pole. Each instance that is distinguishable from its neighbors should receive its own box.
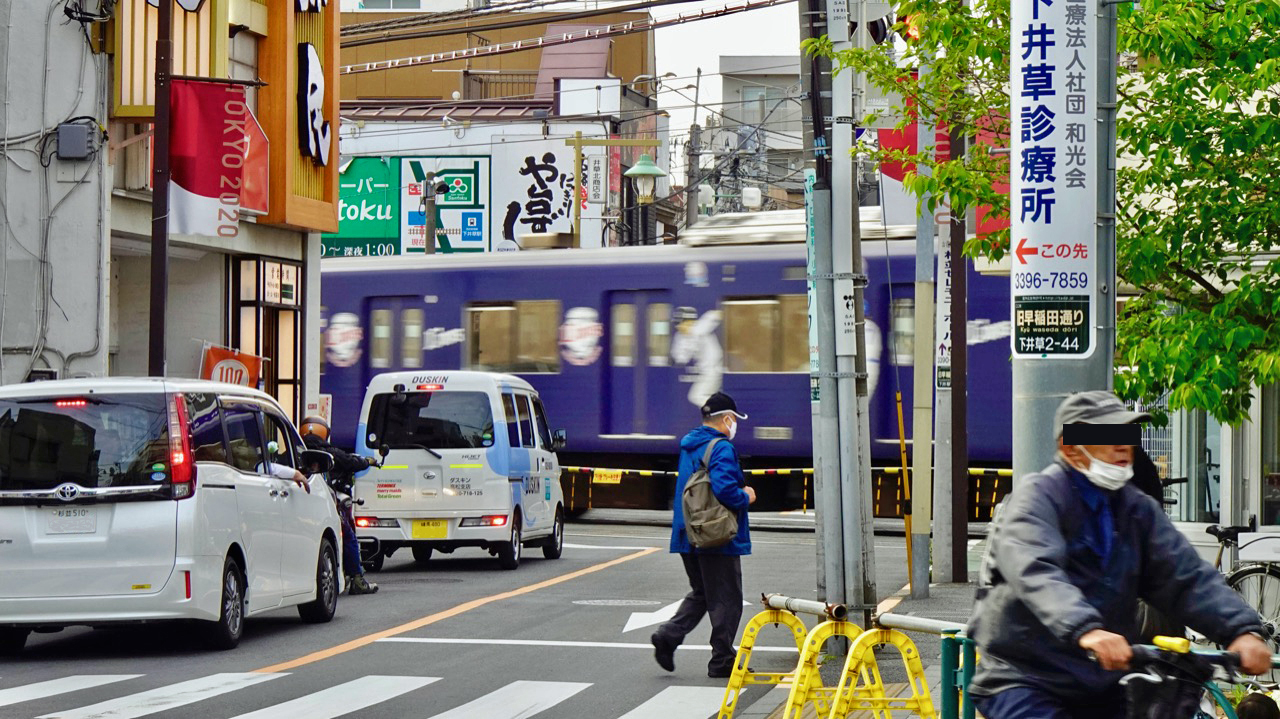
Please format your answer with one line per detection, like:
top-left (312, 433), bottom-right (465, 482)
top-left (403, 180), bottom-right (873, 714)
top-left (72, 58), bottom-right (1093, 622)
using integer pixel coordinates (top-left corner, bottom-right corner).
top-left (949, 130), bottom-right (968, 582)
top-left (800, 0), bottom-right (843, 608)
top-left (910, 65), bottom-right (937, 598)
top-left (1009, 0), bottom-right (1113, 481)
top-left (424, 171), bottom-right (437, 254)
top-left (149, 0), bottom-right (174, 377)
top-left (686, 123), bottom-right (701, 228)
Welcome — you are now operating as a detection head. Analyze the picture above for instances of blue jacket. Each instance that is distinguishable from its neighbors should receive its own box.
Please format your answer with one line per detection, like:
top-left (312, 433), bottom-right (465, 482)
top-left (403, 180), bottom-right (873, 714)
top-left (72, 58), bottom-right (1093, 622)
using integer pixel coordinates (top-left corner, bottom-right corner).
top-left (967, 460), bottom-right (1262, 700)
top-left (669, 425), bottom-right (752, 555)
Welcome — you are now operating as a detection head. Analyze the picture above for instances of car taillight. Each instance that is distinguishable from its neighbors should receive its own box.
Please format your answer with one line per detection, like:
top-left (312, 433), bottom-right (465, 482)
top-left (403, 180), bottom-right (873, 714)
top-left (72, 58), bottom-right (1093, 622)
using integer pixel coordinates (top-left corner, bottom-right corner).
top-left (168, 393), bottom-right (195, 500)
top-left (355, 517), bottom-right (373, 528)
top-left (183, 570), bottom-right (191, 599)
top-left (461, 515), bottom-right (507, 527)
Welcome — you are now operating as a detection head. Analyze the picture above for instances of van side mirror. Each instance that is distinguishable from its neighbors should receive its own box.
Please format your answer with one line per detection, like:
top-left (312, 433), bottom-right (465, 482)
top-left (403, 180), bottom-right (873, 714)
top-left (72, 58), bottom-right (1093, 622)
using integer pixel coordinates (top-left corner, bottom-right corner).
top-left (379, 443), bottom-right (390, 459)
top-left (300, 449), bottom-right (335, 476)
top-left (551, 429), bottom-right (566, 452)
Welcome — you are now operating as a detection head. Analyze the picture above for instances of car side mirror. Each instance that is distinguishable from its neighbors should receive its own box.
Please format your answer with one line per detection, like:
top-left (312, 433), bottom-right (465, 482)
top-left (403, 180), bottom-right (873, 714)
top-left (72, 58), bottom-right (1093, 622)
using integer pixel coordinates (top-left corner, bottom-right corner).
top-left (551, 429), bottom-right (566, 452)
top-left (300, 449), bottom-right (335, 476)
top-left (379, 443), bottom-right (390, 459)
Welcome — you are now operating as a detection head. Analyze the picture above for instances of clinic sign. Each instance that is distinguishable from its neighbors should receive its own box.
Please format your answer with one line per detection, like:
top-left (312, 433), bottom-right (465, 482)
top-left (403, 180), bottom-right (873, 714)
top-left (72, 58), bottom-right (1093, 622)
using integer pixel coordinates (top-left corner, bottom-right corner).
top-left (1010, 0), bottom-right (1097, 357)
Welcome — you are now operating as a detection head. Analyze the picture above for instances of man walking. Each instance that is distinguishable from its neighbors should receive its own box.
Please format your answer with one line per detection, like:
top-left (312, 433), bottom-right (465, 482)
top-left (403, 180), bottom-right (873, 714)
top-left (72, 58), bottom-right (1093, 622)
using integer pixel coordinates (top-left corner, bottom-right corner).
top-left (967, 390), bottom-right (1270, 718)
top-left (651, 392), bottom-right (757, 678)
top-left (300, 416), bottom-right (380, 596)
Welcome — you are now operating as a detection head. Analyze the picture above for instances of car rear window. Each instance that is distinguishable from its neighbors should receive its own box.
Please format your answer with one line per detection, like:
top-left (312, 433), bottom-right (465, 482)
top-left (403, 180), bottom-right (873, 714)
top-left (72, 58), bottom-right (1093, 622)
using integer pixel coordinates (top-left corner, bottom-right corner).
top-left (0, 393), bottom-right (171, 499)
top-left (368, 391), bottom-right (495, 450)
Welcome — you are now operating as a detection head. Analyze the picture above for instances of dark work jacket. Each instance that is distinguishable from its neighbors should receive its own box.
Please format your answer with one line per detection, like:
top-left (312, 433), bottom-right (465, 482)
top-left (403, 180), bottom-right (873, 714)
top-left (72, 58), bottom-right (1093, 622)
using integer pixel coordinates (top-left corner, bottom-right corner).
top-left (303, 435), bottom-right (370, 493)
top-left (967, 459), bottom-right (1262, 700)
top-left (669, 425), bottom-right (752, 556)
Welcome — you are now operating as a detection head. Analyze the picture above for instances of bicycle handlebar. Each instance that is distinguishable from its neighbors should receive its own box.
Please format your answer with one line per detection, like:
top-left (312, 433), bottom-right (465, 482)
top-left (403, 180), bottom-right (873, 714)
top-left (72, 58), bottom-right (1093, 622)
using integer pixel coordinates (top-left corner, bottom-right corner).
top-left (1131, 643), bottom-right (1280, 671)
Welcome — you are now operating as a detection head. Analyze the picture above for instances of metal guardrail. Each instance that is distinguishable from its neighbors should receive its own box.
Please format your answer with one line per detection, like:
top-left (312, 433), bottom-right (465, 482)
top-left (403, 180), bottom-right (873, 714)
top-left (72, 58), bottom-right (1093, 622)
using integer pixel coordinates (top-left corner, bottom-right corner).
top-left (762, 593), bottom-right (848, 622)
top-left (875, 613), bottom-right (976, 719)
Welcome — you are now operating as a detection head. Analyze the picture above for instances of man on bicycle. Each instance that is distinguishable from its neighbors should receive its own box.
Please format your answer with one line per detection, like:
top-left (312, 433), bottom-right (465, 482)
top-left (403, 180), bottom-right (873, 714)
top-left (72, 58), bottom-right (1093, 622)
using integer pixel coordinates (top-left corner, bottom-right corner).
top-left (967, 390), bottom-right (1272, 718)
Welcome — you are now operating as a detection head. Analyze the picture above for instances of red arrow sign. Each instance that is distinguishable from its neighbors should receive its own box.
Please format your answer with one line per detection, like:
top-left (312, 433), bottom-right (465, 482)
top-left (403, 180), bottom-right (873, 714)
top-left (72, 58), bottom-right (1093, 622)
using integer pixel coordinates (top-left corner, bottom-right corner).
top-left (1015, 237), bottom-right (1037, 265)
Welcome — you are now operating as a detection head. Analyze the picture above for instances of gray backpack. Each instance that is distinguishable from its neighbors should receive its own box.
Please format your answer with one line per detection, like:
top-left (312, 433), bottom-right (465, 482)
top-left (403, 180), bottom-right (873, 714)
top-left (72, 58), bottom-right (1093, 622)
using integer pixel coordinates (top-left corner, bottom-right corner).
top-left (682, 438), bottom-right (739, 549)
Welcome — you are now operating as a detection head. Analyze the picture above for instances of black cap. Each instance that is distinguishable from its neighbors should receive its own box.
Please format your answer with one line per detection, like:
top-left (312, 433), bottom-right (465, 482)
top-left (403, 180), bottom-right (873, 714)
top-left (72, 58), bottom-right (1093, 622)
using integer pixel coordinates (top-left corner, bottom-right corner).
top-left (701, 391), bottom-right (748, 420)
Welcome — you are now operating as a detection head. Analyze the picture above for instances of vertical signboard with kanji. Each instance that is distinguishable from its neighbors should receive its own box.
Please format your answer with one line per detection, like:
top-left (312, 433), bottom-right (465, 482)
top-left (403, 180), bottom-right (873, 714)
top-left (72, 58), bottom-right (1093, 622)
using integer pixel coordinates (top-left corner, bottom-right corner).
top-left (1011, 0), bottom-right (1096, 357)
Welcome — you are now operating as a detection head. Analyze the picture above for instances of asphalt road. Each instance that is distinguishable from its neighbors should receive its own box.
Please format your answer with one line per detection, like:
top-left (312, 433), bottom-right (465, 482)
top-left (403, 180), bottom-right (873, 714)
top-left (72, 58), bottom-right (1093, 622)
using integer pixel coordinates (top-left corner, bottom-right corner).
top-left (0, 524), bottom-right (911, 719)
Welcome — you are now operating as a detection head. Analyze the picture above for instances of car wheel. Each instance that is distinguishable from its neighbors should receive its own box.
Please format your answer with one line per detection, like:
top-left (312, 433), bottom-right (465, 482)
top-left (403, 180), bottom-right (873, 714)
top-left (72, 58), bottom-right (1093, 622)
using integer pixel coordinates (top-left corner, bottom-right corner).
top-left (0, 627), bottom-right (30, 656)
top-left (202, 556), bottom-right (246, 650)
top-left (497, 512), bottom-right (522, 570)
top-left (411, 545), bottom-right (433, 565)
top-left (298, 539), bottom-right (339, 624)
top-left (542, 507), bottom-right (564, 560)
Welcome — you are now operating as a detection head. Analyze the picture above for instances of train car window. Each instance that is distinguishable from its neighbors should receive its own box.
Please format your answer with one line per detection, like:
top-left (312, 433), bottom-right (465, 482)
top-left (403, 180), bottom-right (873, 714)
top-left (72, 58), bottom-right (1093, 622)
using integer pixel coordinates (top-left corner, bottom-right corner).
top-left (515, 300), bottom-right (561, 373)
top-left (402, 308), bottom-right (424, 368)
top-left (779, 294), bottom-right (810, 372)
top-left (611, 304), bottom-right (636, 368)
top-left (465, 302), bottom-right (561, 373)
top-left (467, 306), bottom-right (515, 371)
top-left (724, 299), bottom-right (779, 372)
top-left (370, 309), bottom-right (393, 369)
top-left (890, 297), bottom-right (915, 366)
top-left (648, 303), bottom-right (671, 367)
top-left (502, 392), bottom-right (521, 448)
top-left (782, 266), bottom-right (808, 281)
top-left (516, 395), bottom-right (535, 448)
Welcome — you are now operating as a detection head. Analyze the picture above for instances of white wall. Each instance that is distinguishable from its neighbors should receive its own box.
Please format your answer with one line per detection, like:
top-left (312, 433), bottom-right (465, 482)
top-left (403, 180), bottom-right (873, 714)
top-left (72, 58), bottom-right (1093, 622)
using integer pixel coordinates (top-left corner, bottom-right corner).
top-left (0, 1), bottom-right (111, 383)
top-left (110, 251), bottom-right (226, 378)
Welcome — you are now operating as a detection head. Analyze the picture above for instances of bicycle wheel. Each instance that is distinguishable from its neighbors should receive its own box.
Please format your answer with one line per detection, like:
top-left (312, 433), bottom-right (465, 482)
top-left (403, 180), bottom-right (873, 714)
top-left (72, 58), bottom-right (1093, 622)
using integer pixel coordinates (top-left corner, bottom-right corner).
top-left (1226, 563), bottom-right (1280, 685)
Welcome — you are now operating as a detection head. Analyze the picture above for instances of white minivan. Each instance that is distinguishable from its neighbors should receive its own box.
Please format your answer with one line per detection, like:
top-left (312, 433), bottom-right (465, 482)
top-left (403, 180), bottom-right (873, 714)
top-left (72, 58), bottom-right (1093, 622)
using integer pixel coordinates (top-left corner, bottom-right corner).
top-left (354, 371), bottom-right (566, 570)
top-left (0, 378), bottom-right (344, 654)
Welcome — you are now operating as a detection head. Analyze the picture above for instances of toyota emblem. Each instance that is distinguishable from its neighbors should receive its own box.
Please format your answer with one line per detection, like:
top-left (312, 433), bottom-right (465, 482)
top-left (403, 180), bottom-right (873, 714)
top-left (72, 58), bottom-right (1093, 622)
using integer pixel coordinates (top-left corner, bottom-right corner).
top-left (423, 471), bottom-right (437, 481)
top-left (54, 483), bottom-right (81, 502)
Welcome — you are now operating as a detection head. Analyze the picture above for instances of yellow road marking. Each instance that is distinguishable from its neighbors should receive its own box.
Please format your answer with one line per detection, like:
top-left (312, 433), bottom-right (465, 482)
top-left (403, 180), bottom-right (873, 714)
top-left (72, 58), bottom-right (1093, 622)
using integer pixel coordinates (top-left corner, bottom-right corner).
top-left (253, 547), bottom-right (660, 673)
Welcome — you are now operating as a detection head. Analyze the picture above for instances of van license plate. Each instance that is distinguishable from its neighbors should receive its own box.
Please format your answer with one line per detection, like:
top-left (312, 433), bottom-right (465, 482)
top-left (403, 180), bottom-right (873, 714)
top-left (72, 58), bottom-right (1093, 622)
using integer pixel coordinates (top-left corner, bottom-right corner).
top-left (411, 520), bottom-right (448, 539)
top-left (48, 507), bottom-right (96, 534)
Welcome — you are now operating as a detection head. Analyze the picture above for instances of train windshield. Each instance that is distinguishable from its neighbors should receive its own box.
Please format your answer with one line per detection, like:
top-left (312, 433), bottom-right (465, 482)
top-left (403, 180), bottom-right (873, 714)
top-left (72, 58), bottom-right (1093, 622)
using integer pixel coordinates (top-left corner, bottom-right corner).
top-left (368, 391), bottom-right (495, 450)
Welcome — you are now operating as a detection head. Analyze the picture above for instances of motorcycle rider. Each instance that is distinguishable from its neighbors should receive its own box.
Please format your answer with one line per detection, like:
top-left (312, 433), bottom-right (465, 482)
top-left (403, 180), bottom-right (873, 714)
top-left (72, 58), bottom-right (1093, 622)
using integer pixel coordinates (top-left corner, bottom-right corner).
top-left (300, 416), bottom-right (379, 596)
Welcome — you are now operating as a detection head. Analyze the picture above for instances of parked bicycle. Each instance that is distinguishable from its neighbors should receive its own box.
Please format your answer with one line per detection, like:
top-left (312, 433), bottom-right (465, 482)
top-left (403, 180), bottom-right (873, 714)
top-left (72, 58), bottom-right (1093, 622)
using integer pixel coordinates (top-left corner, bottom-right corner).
top-left (1202, 517), bottom-right (1280, 684)
top-left (1122, 636), bottom-right (1280, 719)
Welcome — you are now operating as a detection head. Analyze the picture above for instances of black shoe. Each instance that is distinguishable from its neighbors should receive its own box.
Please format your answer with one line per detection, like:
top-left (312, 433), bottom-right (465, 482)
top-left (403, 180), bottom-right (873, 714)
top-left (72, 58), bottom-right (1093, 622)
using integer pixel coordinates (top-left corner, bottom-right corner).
top-left (707, 666), bottom-right (733, 679)
top-left (651, 633), bottom-right (675, 672)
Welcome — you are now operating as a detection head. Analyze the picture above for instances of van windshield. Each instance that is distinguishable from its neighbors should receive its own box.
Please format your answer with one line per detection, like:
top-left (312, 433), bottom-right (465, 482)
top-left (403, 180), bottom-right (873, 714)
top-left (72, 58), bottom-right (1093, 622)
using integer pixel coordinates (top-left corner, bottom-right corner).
top-left (0, 394), bottom-right (171, 498)
top-left (369, 391), bottom-right (495, 450)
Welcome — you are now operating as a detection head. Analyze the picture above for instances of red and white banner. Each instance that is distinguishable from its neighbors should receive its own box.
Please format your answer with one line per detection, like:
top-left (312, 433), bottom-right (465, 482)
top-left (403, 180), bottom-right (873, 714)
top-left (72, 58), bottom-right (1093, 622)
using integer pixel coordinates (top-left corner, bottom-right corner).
top-left (200, 345), bottom-right (264, 388)
top-left (170, 79), bottom-right (248, 238)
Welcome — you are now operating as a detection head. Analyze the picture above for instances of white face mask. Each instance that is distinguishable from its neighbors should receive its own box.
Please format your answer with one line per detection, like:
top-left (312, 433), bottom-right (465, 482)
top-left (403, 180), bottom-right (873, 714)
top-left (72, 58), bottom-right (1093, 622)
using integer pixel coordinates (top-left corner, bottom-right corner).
top-left (1076, 446), bottom-right (1133, 491)
top-left (725, 417), bottom-right (738, 440)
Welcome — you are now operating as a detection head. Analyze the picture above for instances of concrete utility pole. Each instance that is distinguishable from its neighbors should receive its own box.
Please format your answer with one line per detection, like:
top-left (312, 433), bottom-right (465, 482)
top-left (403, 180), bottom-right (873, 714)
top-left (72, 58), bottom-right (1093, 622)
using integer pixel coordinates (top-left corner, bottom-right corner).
top-left (1009, 0), bottom-right (1115, 481)
top-left (686, 123), bottom-right (701, 228)
top-left (799, 0), bottom-right (842, 607)
top-left (910, 73), bottom-right (937, 598)
top-left (948, 130), bottom-right (968, 582)
top-left (149, 0), bottom-right (174, 377)
top-left (424, 171), bottom-right (437, 254)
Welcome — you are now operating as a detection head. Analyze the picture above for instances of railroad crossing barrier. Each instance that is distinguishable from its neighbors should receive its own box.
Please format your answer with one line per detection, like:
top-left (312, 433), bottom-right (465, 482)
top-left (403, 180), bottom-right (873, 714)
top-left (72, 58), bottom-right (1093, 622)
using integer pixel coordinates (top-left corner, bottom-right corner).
top-left (718, 596), bottom-right (936, 719)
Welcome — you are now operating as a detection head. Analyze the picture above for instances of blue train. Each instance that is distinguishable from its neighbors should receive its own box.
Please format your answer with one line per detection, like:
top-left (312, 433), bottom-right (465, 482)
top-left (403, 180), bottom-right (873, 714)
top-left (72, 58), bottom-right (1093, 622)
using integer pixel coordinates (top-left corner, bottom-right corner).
top-left (320, 213), bottom-right (1013, 473)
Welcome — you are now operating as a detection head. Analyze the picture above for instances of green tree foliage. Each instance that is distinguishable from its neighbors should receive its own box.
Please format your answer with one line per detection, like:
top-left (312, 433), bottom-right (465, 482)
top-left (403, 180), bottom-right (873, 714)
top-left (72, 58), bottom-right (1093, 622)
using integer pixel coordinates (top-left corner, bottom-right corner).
top-left (808, 0), bottom-right (1280, 424)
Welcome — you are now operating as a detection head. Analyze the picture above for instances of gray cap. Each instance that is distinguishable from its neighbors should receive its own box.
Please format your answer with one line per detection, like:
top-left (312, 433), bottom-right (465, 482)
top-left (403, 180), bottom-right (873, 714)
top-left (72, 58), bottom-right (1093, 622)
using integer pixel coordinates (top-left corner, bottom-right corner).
top-left (1053, 390), bottom-right (1150, 438)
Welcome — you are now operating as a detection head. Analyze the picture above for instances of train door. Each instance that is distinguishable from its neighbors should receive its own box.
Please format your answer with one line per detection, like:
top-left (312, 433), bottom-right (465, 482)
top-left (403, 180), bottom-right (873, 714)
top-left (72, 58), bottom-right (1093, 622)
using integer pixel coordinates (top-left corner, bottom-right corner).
top-left (366, 297), bottom-right (427, 381)
top-left (606, 291), bottom-right (672, 435)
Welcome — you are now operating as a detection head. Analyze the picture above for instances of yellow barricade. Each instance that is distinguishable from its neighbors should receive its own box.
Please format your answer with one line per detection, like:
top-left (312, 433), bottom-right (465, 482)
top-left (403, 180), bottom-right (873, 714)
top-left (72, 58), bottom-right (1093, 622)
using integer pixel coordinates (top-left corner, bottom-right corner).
top-left (718, 609), bottom-right (809, 718)
top-left (826, 628), bottom-right (936, 719)
top-left (778, 620), bottom-right (866, 719)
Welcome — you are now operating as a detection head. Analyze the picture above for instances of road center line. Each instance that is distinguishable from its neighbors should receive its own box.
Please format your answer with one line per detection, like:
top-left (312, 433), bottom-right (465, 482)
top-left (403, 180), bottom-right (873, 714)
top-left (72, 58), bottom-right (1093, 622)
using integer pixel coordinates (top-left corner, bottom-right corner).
top-left (253, 547), bottom-right (660, 673)
top-left (376, 637), bottom-right (799, 652)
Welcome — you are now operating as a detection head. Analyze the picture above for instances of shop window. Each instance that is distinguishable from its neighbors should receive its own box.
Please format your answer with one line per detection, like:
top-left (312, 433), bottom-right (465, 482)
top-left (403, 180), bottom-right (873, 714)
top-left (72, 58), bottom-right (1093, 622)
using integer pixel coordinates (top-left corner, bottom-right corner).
top-left (723, 294), bottom-right (809, 373)
top-left (611, 304), bottom-right (636, 368)
top-left (231, 257), bottom-right (304, 421)
top-left (465, 301), bottom-right (561, 373)
top-left (890, 297), bottom-right (915, 366)
top-left (647, 303), bottom-right (672, 367)
top-left (402, 308), bottom-right (424, 368)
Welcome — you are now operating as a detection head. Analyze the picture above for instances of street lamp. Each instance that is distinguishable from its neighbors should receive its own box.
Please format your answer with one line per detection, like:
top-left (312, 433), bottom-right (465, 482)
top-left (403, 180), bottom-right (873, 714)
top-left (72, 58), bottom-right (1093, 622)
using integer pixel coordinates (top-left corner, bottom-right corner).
top-left (624, 153), bottom-right (667, 245)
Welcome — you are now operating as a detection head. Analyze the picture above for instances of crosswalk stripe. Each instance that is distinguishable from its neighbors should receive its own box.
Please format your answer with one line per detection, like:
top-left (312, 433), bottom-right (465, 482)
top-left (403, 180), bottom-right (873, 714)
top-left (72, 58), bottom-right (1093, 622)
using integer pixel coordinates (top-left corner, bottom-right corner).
top-left (0, 676), bottom-right (142, 709)
top-left (423, 680), bottom-right (591, 719)
top-left (37, 672), bottom-right (285, 719)
top-left (615, 686), bottom-right (727, 719)
top-left (226, 675), bottom-right (439, 719)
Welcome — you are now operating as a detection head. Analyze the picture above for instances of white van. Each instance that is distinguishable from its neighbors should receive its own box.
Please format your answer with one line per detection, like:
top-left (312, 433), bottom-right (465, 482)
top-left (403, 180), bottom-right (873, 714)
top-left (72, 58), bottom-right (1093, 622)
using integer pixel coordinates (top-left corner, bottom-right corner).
top-left (354, 371), bottom-right (566, 570)
top-left (0, 378), bottom-right (344, 654)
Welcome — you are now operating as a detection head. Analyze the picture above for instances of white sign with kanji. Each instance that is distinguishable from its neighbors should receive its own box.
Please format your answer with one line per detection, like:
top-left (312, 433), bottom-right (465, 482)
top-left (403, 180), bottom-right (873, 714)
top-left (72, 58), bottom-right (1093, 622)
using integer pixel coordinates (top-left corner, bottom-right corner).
top-left (1010, 0), bottom-right (1098, 358)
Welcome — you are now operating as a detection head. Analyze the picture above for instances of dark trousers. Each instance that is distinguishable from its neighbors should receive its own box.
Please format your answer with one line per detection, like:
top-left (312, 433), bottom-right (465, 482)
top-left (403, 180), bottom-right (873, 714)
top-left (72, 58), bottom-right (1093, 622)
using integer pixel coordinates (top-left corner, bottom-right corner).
top-left (975, 686), bottom-right (1126, 719)
top-left (339, 506), bottom-right (363, 576)
top-left (654, 552), bottom-right (743, 673)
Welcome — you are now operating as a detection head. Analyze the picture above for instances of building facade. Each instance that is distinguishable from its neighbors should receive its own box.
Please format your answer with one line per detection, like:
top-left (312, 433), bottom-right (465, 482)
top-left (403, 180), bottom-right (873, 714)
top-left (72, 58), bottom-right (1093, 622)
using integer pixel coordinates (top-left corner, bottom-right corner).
top-left (0, 0), bottom-right (340, 421)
